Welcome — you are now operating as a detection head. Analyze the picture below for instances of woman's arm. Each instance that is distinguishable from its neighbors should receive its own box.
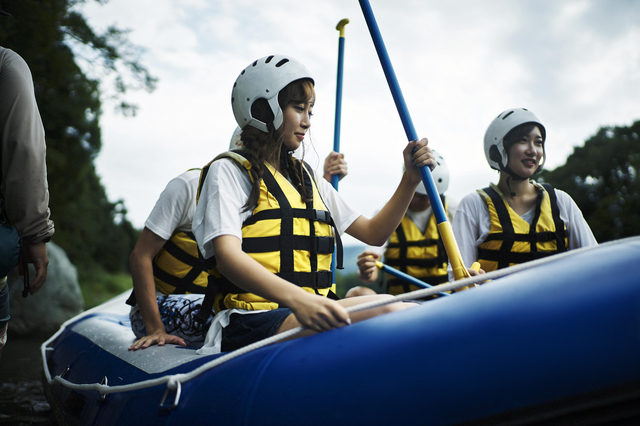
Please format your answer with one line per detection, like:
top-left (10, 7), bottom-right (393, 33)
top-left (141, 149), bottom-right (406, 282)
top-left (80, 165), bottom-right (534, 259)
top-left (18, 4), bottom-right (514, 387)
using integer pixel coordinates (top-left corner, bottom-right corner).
top-left (213, 235), bottom-right (351, 332)
top-left (129, 228), bottom-right (186, 350)
top-left (346, 138), bottom-right (434, 246)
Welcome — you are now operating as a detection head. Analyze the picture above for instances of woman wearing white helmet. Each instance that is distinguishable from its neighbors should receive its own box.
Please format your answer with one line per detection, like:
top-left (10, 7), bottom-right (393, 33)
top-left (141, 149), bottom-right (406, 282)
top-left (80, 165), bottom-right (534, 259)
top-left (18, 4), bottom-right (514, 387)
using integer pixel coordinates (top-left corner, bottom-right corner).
top-left (353, 150), bottom-right (459, 297)
top-left (128, 124), bottom-right (353, 352)
top-left (450, 108), bottom-right (596, 281)
top-left (192, 54), bottom-right (435, 353)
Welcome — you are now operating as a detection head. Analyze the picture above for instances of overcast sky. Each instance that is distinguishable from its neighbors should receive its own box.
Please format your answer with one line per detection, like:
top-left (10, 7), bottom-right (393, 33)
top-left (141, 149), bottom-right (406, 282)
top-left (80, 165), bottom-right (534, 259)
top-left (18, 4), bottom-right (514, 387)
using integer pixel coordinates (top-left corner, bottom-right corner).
top-left (79, 0), bottom-right (640, 245)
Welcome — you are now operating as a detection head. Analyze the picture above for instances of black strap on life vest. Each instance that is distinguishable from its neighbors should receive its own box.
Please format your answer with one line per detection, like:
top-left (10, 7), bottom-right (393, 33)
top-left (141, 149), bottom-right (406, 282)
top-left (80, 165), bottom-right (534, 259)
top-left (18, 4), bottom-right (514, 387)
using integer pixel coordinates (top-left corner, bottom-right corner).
top-left (478, 185), bottom-right (567, 269)
top-left (194, 151), bottom-right (343, 319)
top-left (194, 254), bottom-right (218, 324)
top-left (542, 183), bottom-right (568, 253)
top-left (245, 164), bottom-right (342, 285)
top-left (385, 194), bottom-right (448, 293)
top-left (126, 231), bottom-right (207, 307)
top-left (152, 232), bottom-right (207, 295)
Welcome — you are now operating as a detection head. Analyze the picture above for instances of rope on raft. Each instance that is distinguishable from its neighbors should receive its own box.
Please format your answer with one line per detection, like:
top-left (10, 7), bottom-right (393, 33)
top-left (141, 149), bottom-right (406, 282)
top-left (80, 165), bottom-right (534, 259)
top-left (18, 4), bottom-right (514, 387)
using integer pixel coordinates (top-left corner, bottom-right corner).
top-left (43, 241), bottom-right (603, 396)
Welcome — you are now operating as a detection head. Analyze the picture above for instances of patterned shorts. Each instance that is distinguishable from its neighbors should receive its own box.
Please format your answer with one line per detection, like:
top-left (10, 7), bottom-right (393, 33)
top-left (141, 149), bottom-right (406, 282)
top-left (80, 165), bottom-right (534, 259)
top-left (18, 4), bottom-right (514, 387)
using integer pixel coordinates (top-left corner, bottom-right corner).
top-left (129, 293), bottom-right (213, 348)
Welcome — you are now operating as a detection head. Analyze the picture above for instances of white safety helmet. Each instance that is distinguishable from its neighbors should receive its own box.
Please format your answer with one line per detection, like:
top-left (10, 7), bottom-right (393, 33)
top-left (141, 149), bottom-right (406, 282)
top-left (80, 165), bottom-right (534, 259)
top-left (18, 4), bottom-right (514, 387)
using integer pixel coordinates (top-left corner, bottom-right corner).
top-left (483, 108), bottom-right (546, 174)
top-left (231, 54), bottom-right (314, 133)
top-left (229, 126), bottom-right (243, 149)
top-left (415, 149), bottom-right (449, 195)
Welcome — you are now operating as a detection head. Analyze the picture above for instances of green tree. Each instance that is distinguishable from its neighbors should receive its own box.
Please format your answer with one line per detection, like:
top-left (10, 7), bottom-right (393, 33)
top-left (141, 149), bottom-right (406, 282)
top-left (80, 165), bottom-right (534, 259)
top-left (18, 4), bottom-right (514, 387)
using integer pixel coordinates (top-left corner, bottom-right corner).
top-left (0, 0), bottom-right (156, 272)
top-left (538, 121), bottom-right (640, 243)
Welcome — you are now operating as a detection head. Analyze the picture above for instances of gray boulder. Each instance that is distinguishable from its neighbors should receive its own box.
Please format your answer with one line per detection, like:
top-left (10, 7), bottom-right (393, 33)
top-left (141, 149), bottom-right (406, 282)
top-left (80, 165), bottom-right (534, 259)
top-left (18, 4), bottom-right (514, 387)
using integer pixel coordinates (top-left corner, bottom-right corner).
top-left (7, 242), bottom-right (84, 337)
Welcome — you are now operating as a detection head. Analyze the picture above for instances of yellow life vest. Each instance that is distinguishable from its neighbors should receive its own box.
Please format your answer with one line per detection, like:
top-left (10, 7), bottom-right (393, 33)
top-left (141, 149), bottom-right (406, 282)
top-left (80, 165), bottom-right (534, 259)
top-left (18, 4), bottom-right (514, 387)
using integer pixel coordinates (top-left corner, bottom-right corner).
top-left (477, 182), bottom-right (568, 272)
top-left (198, 150), bottom-right (342, 313)
top-left (153, 230), bottom-right (209, 295)
top-left (384, 196), bottom-right (450, 295)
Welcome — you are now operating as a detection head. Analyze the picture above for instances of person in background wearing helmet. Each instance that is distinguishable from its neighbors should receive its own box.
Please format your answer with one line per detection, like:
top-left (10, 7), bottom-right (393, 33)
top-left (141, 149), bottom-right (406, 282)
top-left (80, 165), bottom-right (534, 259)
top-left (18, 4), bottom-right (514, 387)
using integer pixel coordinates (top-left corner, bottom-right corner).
top-left (449, 108), bottom-right (596, 281)
top-left (350, 150), bottom-right (457, 297)
top-left (129, 129), bottom-right (351, 351)
top-left (192, 54), bottom-right (434, 353)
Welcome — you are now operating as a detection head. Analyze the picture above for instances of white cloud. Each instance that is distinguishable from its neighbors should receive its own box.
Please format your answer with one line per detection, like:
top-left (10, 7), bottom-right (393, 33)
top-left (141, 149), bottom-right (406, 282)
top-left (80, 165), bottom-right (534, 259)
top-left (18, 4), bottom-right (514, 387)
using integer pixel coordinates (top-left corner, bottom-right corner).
top-left (81, 0), bottom-right (640, 231)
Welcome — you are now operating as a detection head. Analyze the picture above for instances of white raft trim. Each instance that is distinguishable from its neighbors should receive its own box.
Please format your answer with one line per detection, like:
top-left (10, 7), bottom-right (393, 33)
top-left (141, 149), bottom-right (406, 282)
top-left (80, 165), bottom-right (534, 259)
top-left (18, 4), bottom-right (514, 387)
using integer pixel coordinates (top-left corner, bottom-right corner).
top-left (42, 240), bottom-right (609, 397)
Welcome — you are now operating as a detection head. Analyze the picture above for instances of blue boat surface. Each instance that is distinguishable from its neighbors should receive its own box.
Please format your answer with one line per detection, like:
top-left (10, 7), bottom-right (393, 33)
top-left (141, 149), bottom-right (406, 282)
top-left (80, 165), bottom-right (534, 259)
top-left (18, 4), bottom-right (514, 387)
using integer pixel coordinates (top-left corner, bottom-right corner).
top-left (42, 237), bottom-right (640, 425)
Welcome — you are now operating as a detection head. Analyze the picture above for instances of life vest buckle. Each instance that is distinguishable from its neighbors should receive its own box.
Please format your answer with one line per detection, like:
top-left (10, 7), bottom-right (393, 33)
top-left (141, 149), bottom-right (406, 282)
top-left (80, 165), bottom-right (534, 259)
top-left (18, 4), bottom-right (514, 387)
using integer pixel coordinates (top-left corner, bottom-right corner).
top-left (312, 209), bottom-right (331, 223)
top-left (313, 236), bottom-right (334, 254)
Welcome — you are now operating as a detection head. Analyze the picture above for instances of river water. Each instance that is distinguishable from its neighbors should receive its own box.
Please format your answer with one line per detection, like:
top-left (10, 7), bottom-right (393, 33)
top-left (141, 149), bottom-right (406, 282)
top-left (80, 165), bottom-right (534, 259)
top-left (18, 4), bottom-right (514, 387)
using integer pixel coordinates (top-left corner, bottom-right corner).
top-left (0, 337), bottom-right (57, 425)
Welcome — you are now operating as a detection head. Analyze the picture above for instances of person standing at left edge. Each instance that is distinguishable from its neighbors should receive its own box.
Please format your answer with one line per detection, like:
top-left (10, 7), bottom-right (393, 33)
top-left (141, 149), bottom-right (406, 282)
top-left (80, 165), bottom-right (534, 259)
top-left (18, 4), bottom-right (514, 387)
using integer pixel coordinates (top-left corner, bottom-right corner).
top-left (0, 10), bottom-right (55, 362)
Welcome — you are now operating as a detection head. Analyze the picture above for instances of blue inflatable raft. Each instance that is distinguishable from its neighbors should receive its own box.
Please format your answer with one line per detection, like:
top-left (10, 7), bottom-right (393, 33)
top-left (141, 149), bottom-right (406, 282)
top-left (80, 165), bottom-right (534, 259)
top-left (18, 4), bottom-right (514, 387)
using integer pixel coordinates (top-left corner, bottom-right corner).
top-left (42, 237), bottom-right (640, 425)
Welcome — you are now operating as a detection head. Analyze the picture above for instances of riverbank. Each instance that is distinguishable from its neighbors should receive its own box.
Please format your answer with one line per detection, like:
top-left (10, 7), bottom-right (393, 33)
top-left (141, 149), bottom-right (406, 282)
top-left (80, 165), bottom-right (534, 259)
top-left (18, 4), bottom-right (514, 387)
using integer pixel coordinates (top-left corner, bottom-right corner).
top-left (0, 337), bottom-right (57, 425)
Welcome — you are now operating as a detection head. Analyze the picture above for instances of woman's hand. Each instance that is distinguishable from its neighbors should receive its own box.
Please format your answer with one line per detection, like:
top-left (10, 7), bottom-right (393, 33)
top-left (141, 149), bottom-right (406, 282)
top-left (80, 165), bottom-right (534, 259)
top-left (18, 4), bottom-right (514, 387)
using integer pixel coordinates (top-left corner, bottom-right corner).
top-left (288, 291), bottom-right (351, 333)
top-left (129, 329), bottom-right (186, 351)
top-left (357, 251), bottom-right (381, 284)
top-left (468, 267), bottom-right (485, 277)
top-left (323, 151), bottom-right (348, 182)
top-left (403, 138), bottom-right (435, 185)
top-left (213, 235), bottom-right (350, 333)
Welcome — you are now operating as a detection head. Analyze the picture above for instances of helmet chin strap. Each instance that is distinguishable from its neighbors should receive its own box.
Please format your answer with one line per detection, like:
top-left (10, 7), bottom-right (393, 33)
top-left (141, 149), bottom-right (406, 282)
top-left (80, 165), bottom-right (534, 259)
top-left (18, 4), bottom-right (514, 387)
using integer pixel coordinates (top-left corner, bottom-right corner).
top-left (503, 167), bottom-right (527, 196)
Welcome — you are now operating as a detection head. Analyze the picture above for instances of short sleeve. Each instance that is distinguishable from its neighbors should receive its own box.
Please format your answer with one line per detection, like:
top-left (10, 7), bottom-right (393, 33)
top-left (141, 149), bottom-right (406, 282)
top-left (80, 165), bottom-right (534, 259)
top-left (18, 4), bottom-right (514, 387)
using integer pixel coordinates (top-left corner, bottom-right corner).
top-left (144, 170), bottom-right (200, 240)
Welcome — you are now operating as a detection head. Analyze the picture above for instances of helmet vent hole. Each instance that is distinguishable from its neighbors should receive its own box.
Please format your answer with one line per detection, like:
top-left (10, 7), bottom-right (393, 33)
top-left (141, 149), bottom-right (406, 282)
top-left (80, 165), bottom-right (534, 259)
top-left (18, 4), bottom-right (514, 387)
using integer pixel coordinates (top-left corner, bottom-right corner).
top-left (252, 61), bottom-right (258, 67)
top-left (266, 89), bottom-right (269, 93)
top-left (502, 111), bottom-right (514, 120)
top-left (241, 70), bottom-right (245, 75)
top-left (265, 55), bottom-right (274, 63)
top-left (275, 59), bottom-right (289, 67)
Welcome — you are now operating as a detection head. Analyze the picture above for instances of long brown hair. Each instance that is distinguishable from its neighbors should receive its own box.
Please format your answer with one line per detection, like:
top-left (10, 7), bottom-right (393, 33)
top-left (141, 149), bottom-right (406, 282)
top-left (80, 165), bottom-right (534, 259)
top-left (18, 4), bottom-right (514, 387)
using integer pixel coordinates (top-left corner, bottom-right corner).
top-left (240, 78), bottom-right (315, 211)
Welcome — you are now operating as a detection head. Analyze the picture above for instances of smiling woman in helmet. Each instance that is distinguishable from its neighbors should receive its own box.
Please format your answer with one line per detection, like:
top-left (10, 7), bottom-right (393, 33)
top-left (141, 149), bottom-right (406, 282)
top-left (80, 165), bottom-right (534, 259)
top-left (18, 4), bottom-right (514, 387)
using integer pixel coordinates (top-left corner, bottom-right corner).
top-left (450, 108), bottom-right (597, 280)
top-left (192, 55), bottom-right (435, 353)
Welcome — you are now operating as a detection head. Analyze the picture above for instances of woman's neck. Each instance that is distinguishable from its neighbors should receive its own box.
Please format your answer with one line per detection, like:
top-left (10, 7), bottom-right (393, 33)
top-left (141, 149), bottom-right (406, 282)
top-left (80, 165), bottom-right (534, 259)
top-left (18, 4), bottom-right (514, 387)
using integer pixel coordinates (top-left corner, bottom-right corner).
top-left (497, 173), bottom-right (539, 215)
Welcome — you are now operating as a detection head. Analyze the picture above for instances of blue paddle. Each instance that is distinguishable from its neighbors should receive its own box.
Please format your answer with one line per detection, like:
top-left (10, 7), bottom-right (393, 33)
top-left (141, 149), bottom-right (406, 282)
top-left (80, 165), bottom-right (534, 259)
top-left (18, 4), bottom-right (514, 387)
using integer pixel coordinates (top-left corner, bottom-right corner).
top-left (331, 19), bottom-right (349, 280)
top-left (332, 18), bottom-right (349, 190)
top-left (358, 0), bottom-right (470, 281)
top-left (374, 260), bottom-right (451, 297)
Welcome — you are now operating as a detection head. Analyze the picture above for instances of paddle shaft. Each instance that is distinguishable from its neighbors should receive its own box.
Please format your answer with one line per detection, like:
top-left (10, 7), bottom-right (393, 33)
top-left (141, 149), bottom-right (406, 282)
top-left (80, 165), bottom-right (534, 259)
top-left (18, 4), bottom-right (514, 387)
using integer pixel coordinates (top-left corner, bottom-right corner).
top-left (331, 19), bottom-right (349, 279)
top-left (332, 19), bottom-right (349, 190)
top-left (375, 261), bottom-right (450, 297)
top-left (358, 0), bottom-right (469, 280)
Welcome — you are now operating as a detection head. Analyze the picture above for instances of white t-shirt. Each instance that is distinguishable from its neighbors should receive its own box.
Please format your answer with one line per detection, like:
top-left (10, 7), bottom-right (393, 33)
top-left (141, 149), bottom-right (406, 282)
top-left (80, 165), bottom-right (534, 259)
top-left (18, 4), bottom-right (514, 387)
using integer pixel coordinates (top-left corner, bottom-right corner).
top-left (193, 158), bottom-right (361, 356)
top-left (145, 169), bottom-right (201, 239)
top-left (193, 158), bottom-right (361, 259)
top-left (449, 185), bottom-right (597, 281)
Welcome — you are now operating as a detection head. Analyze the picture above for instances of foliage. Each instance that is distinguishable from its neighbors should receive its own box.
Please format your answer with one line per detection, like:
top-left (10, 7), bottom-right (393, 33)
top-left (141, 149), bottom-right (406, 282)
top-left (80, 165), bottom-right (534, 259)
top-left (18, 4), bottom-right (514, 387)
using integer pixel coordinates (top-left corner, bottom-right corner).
top-left (538, 121), bottom-right (640, 242)
top-left (77, 265), bottom-right (132, 309)
top-left (0, 0), bottom-right (154, 273)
